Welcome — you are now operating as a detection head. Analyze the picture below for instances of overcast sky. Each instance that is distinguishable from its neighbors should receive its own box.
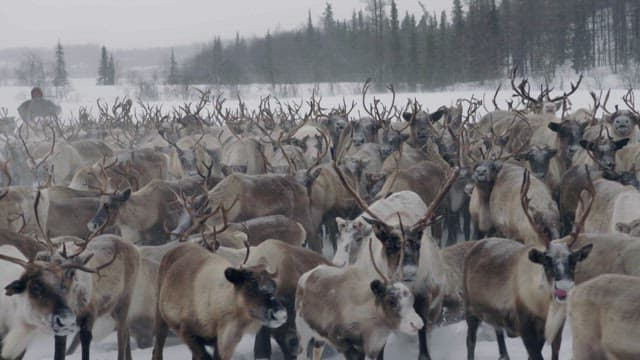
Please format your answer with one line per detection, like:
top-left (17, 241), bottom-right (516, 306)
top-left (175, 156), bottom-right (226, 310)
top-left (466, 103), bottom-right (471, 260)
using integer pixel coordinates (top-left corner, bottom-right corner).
top-left (0, 0), bottom-right (451, 49)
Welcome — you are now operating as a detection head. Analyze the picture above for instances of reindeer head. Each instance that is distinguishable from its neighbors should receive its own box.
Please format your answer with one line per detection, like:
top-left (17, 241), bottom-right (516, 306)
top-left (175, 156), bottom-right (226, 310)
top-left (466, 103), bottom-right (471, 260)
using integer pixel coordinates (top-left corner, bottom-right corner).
top-left (472, 160), bottom-right (502, 188)
top-left (1, 241), bottom-right (117, 336)
top-left (608, 110), bottom-right (639, 138)
top-left (548, 120), bottom-right (586, 162)
top-left (579, 133), bottom-right (629, 171)
top-left (402, 109), bottom-right (446, 147)
top-left (87, 189), bottom-right (132, 232)
top-left (370, 280), bottom-right (423, 335)
top-left (224, 262), bottom-right (286, 328)
top-left (515, 146), bottom-right (558, 180)
top-left (528, 241), bottom-right (592, 303)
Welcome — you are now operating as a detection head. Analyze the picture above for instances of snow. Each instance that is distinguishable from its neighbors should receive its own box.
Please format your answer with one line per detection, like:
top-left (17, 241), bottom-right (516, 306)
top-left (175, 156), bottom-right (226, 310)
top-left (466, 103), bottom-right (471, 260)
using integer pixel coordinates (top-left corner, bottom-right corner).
top-left (21, 322), bottom-right (574, 359)
top-left (0, 67), bottom-right (637, 124)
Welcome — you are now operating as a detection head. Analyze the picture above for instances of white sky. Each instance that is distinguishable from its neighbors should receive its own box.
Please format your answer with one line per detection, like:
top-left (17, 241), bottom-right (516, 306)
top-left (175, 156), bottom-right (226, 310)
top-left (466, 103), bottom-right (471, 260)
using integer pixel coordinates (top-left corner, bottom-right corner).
top-left (0, 0), bottom-right (451, 49)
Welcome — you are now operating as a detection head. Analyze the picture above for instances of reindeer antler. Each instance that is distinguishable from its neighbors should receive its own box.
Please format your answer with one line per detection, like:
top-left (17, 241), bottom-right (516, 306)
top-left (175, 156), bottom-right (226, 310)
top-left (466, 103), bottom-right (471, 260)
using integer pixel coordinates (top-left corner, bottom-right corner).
top-left (569, 166), bottom-right (596, 247)
top-left (410, 166), bottom-right (460, 231)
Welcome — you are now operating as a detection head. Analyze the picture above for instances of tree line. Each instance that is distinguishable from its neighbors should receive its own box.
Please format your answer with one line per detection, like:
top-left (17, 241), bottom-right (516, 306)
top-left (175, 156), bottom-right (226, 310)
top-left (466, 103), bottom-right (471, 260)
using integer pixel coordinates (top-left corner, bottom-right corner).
top-left (169, 0), bottom-right (640, 88)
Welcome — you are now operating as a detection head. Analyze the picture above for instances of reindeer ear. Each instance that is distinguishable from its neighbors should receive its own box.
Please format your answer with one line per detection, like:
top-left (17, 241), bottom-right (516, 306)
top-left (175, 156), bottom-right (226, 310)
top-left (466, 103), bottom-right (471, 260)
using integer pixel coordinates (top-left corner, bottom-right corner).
top-left (579, 139), bottom-right (595, 151)
top-left (362, 217), bottom-right (394, 243)
top-left (402, 112), bottom-right (413, 122)
top-left (400, 133), bottom-right (410, 142)
top-left (117, 188), bottom-right (132, 202)
top-left (528, 248), bottom-right (547, 265)
top-left (430, 109), bottom-right (446, 122)
top-left (224, 268), bottom-right (250, 285)
top-left (5, 279), bottom-right (26, 296)
top-left (546, 149), bottom-right (558, 159)
top-left (614, 138), bottom-right (630, 151)
top-left (571, 244), bottom-right (593, 262)
top-left (616, 222), bottom-right (631, 234)
top-left (370, 279), bottom-right (387, 298)
top-left (548, 122), bottom-right (562, 133)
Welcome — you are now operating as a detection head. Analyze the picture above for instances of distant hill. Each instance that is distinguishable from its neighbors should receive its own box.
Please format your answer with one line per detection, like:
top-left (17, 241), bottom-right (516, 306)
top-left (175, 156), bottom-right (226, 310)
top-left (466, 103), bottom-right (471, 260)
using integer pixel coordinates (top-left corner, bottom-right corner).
top-left (0, 43), bottom-right (204, 78)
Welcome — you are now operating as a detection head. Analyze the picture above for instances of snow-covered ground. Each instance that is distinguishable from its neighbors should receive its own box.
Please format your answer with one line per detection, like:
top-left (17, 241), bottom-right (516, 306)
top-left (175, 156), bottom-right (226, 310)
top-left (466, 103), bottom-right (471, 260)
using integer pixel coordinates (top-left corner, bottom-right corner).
top-left (22, 322), bottom-right (573, 359)
top-left (0, 69), bottom-right (637, 124)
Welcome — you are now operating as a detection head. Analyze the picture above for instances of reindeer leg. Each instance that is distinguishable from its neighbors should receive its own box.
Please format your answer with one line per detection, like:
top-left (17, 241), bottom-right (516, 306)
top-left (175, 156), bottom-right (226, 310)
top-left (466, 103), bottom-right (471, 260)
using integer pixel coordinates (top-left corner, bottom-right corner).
top-left (54, 335), bottom-right (67, 360)
top-left (151, 312), bottom-right (170, 360)
top-left (376, 345), bottom-right (385, 360)
top-left (78, 315), bottom-right (95, 360)
top-left (519, 325), bottom-right (544, 360)
top-left (254, 326), bottom-right (272, 360)
top-left (550, 330), bottom-right (562, 360)
top-left (495, 329), bottom-right (510, 360)
top-left (414, 294), bottom-right (431, 360)
top-left (463, 205), bottom-right (471, 240)
top-left (180, 328), bottom-right (212, 360)
top-left (465, 314), bottom-right (480, 360)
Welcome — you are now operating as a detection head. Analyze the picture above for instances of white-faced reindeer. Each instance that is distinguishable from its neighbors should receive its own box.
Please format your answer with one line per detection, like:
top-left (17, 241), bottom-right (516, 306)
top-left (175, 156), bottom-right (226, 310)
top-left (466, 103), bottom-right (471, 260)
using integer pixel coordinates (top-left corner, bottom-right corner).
top-left (463, 169), bottom-right (594, 360)
top-left (329, 163), bottom-right (460, 360)
top-left (296, 217), bottom-right (424, 360)
top-left (0, 232), bottom-right (139, 360)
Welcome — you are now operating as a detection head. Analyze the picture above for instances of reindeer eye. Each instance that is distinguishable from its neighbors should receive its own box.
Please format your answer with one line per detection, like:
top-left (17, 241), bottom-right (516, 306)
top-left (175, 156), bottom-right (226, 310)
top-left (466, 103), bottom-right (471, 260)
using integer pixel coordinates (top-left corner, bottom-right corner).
top-left (64, 269), bottom-right (75, 280)
top-left (30, 283), bottom-right (43, 297)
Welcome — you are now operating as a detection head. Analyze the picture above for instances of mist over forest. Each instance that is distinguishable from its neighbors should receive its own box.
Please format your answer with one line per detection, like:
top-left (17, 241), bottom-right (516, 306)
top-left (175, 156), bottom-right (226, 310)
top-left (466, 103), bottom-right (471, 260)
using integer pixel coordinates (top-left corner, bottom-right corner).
top-left (2, 0), bottom-right (640, 91)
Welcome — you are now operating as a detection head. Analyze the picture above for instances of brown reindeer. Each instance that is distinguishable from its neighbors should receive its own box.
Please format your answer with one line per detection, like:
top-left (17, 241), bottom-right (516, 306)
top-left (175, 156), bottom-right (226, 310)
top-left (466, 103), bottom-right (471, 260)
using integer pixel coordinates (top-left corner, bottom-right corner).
top-left (87, 178), bottom-right (213, 245)
top-left (152, 242), bottom-right (287, 360)
top-left (172, 172), bottom-right (315, 251)
top-left (215, 239), bottom-right (330, 360)
top-left (464, 169), bottom-right (594, 360)
top-left (469, 161), bottom-right (560, 243)
top-left (568, 274), bottom-right (640, 360)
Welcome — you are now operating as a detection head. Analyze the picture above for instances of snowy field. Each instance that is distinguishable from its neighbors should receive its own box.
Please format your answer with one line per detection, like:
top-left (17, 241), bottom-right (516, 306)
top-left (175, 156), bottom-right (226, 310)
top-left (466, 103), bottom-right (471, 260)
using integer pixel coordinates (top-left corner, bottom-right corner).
top-left (0, 71), bottom-right (637, 124)
top-left (1, 74), bottom-right (626, 359)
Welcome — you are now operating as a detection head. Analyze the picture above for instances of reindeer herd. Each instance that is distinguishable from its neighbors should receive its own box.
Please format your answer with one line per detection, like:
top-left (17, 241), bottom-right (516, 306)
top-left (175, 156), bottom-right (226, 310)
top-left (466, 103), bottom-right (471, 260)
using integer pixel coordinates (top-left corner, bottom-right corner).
top-left (0, 75), bottom-right (639, 360)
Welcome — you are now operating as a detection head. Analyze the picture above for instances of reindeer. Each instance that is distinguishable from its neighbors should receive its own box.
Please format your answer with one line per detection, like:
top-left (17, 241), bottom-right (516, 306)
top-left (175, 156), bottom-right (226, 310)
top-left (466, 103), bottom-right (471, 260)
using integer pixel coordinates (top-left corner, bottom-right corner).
top-left (573, 177), bottom-right (640, 235)
top-left (463, 169), bottom-right (594, 360)
top-left (469, 161), bottom-right (560, 243)
top-left (152, 242), bottom-right (287, 360)
top-left (69, 148), bottom-right (172, 192)
top-left (568, 274), bottom-right (640, 360)
top-left (172, 172), bottom-right (315, 250)
top-left (295, 256), bottom-right (423, 360)
top-left (87, 178), bottom-right (212, 245)
top-left (214, 239), bottom-right (330, 360)
top-left (331, 163), bottom-right (460, 359)
top-left (0, 233), bottom-right (139, 360)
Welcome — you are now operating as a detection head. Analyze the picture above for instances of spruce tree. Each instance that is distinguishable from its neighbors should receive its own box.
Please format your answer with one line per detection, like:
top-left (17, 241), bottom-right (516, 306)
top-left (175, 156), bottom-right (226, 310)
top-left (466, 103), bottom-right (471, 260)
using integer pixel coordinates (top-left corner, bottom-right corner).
top-left (98, 46), bottom-right (109, 85)
top-left (168, 49), bottom-right (180, 85)
top-left (107, 54), bottom-right (115, 85)
top-left (53, 40), bottom-right (68, 88)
